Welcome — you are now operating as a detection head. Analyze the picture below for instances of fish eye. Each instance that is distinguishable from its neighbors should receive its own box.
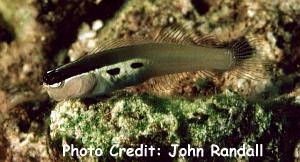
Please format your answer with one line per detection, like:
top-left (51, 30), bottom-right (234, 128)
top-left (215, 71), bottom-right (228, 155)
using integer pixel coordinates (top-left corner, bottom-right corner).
top-left (43, 68), bottom-right (66, 85)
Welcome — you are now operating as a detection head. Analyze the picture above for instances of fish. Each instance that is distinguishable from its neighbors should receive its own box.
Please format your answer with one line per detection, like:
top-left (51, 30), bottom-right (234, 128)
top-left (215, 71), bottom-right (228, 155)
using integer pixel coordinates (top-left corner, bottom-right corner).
top-left (42, 25), bottom-right (268, 101)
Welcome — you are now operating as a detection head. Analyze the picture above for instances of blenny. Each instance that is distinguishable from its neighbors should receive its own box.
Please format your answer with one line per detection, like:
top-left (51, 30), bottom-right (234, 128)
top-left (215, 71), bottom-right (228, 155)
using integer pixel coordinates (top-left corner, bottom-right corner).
top-left (43, 25), bottom-right (267, 101)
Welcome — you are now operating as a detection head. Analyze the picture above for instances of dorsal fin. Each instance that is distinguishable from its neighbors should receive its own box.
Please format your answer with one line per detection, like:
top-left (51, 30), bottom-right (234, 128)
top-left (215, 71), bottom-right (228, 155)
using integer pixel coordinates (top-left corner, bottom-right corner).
top-left (191, 34), bottom-right (221, 47)
top-left (153, 24), bottom-right (193, 44)
top-left (86, 24), bottom-right (199, 55)
top-left (85, 36), bottom-right (153, 55)
top-left (85, 24), bottom-right (228, 58)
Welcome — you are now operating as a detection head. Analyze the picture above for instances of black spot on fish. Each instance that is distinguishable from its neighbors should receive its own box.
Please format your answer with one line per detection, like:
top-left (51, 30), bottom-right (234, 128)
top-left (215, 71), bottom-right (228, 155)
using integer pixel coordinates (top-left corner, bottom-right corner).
top-left (106, 68), bottom-right (120, 76)
top-left (130, 62), bottom-right (144, 69)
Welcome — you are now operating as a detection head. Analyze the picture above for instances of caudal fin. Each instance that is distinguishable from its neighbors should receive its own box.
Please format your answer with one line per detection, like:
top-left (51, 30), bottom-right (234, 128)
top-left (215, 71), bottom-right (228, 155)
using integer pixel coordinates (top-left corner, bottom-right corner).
top-left (228, 37), bottom-right (271, 80)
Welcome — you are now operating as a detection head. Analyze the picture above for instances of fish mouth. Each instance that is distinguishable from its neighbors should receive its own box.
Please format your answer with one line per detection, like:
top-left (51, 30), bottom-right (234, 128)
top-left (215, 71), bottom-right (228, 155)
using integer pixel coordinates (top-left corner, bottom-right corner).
top-left (43, 81), bottom-right (65, 89)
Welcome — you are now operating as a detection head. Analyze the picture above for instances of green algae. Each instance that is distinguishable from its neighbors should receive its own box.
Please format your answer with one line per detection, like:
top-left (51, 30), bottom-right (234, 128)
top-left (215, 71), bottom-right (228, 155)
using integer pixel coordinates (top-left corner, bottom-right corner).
top-left (50, 90), bottom-right (274, 161)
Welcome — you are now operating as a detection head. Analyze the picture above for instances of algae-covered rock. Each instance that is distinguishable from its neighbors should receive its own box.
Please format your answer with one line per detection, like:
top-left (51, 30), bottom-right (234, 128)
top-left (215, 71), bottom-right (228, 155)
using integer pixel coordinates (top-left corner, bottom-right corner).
top-left (50, 91), bottom-right (276, 161)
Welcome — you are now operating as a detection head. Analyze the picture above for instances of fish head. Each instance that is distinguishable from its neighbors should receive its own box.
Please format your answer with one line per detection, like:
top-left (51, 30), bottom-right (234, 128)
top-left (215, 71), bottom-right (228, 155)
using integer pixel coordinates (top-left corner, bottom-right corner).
top-left (43, 73), bottom-right (96, 101)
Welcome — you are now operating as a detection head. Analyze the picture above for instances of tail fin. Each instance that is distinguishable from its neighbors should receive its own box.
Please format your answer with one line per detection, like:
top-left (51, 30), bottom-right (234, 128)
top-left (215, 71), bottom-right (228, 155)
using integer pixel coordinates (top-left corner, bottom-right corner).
top-left (228, 37), bottom-right (271, 80)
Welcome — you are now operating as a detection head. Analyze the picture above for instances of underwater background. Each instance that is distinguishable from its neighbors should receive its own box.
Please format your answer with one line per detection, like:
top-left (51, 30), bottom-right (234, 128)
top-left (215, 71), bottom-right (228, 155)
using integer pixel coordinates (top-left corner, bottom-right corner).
top-left (0, 0), bottom-right (299, 161)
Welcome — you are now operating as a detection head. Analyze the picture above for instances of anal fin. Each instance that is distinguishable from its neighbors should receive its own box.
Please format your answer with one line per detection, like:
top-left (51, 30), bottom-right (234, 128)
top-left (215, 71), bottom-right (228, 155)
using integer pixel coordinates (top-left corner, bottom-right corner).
top-left (126, 70), bottom-right (221, 97)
